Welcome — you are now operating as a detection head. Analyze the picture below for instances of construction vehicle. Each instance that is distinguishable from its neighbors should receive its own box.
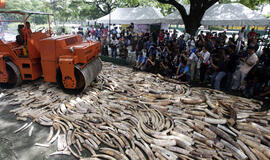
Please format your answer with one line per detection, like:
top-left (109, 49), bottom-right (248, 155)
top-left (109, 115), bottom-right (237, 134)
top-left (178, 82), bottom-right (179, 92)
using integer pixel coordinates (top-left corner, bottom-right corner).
top-left (0, 10), bottom-right (102, 93)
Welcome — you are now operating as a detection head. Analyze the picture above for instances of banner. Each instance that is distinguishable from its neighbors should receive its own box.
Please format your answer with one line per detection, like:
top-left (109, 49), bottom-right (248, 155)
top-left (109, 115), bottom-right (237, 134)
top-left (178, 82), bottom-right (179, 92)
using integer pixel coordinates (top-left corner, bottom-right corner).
top-left (134, 24), bottom-right (150, 34)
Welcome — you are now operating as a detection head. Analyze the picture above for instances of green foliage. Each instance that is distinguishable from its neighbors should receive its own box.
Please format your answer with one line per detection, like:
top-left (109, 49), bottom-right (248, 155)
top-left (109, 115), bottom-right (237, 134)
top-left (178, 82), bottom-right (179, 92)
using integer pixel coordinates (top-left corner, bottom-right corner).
top-left (4, 0), bottom-right (48, 24)
top-left (2, 0), bottom-right (191, 24)
top-left (3, 0), bottom-right (268, 26)
top-left (220, 0), bottom-right (269, 10)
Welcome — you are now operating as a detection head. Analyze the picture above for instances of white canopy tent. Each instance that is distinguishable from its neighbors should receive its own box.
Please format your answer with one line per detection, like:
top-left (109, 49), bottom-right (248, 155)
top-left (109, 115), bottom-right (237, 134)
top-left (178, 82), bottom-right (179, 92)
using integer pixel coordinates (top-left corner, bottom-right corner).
top-left (163, 5), bottom-right (189, 24)
top-left (203, 3), bottom-right (270, 26)
top-left (96, 7), bottom-right (164, 24)
top-left (163, 3), bottom-right (270, 26)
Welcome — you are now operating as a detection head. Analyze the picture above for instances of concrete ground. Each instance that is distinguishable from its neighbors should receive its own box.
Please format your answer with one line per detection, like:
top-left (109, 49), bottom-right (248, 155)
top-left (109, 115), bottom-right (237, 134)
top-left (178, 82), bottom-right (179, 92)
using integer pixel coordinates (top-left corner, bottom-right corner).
top-left (0, 96), bottom-right (76, 160)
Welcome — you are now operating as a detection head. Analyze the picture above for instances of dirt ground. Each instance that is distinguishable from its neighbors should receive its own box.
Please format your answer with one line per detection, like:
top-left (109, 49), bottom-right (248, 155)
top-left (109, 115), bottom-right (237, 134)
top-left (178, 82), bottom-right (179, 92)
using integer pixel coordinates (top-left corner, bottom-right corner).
top-left (0, 94), bottom-right (76, 160)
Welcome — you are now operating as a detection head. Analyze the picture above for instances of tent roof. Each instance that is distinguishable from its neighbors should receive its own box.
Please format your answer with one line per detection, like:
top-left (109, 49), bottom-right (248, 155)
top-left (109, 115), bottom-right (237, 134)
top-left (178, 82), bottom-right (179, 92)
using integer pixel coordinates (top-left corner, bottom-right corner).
top-left (202, 3), bottom-right (270, 26)
top-left (163, 5), bottom-right (189, 24)
top-left (163, 3), bottom-right (270, 26)
top-left (97, 7), bottom-right (164, 24)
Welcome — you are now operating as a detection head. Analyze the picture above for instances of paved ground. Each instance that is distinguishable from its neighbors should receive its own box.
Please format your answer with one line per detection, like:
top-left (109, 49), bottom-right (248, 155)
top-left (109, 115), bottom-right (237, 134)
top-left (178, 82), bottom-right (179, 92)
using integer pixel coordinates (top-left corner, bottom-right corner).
top-left (0, 93), bottom-right (76, 160)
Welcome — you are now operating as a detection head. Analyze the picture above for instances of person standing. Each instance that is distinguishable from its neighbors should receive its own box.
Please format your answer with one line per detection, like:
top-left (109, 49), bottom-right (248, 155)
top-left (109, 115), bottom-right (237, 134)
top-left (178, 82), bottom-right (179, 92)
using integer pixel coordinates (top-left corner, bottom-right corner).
top-left (135, 36), bottom-right (144, 57)
top-left (199, 46), bottom-right (210, 83)
top-left (210, 54), bottom-right (226, 90)
top-left (225, 45), bottom-right (239, 89)
top-left (22, 21), bottom-right (32, 44)
top-left (111, 36), bottom-right (118, 58)
top-left (186, 36), bottom-right (196, 50)
top-left (158, 30), bottom-right (165, 45)
top-left (247, 28), bottom-right (257, 45)
top-left (97, 28), bottom-right (102, 41)
top-left (231, 46), bottom-right (258, 90)
top-left (178, 35), bottom-right (186, 53)
top-left (183, 29), bottom-right (190, 42)
top-left (182, 49), bottom-right (198, 81)
top-left (238, 27), bottom-right (246, 42)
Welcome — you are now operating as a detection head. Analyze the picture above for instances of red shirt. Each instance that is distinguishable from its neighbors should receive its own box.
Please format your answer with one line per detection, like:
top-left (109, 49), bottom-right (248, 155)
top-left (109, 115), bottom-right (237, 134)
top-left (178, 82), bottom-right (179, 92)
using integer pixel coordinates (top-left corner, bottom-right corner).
top-left (248, 31), bottom-right (256, 40)
top-left (158, 32), bottom-right (164, 41)
top-left (102, 29), bottom-right (108, 37)
top-left (22, 27), bottom-right (32, 42)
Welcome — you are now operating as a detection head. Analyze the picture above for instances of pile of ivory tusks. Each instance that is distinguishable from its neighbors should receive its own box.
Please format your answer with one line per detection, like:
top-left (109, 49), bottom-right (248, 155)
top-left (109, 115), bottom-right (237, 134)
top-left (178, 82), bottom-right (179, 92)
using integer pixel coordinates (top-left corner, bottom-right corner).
top-left (3, 62), bottom-right (270, 160)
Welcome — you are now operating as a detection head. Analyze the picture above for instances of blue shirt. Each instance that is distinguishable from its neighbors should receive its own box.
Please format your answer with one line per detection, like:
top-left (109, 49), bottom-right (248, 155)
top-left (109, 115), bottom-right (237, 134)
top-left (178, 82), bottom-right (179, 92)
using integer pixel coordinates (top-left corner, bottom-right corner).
top-left (137, 55), bottom-right (146, 64)
top-left (149, 49), bottom-right (157, 57)
top-left (178, 39), bottom-right (186, 49)
top-left (178, 63), bottom-right (190, 76)
top-left (146, 41), bottom-right (155, 50)
top-left (191, 48), bottom-right (196, 53)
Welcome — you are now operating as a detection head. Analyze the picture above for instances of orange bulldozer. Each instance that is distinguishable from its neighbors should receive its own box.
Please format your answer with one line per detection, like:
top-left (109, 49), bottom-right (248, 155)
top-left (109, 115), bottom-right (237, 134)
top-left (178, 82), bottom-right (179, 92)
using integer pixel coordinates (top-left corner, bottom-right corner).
top-left (0, 10), bottom-right (102, 93)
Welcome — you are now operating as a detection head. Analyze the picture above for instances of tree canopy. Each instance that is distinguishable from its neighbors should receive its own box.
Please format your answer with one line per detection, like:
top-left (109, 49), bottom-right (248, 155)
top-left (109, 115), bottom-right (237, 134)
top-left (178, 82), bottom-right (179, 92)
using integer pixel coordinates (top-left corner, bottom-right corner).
top-left (2, 0), bottom-right (269, 27)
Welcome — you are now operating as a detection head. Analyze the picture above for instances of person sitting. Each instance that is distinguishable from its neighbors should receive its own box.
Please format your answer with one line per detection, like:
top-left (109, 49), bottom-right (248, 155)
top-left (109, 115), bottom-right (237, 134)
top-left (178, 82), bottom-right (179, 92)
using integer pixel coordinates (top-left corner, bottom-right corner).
top-left (16, 24), bottom-right (24, 45)
top-left (159, 56), bottom-right (173, 78)
top-left (148, 45), bottom-right (157, 57)
top-left (119, 45), bottom-right (128, 59)
top-left (133, 51), bottom-right (146, 71)
top-left (144, 54), bottom-right (156, 73)
top-left (22, 21), bottom-right (32, 45)
top-left (174, 59), bottom-right (190, 82)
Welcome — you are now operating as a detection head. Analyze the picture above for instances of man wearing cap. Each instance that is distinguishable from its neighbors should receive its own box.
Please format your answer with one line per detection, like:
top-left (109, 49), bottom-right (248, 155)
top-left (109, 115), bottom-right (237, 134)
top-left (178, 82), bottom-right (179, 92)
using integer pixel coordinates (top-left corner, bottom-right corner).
top-left (231, 46), bottom-right (258, 90)
top-left (247, 28), bottom-right (257, 45)
top-left (22, 21), bottom-right (32, 45)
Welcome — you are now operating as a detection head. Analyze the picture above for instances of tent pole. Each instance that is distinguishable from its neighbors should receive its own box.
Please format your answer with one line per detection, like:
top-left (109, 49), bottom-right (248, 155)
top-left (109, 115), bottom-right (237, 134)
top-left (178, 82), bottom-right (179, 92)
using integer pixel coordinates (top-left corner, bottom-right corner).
top-left (109, 11), bottom-right (111, 46)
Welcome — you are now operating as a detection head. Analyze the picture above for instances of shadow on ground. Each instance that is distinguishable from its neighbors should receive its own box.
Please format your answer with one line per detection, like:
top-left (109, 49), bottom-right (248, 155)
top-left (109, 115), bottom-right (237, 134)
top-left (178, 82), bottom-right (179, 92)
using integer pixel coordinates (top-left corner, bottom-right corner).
top-left (0, 101), bottom-right (76, 160)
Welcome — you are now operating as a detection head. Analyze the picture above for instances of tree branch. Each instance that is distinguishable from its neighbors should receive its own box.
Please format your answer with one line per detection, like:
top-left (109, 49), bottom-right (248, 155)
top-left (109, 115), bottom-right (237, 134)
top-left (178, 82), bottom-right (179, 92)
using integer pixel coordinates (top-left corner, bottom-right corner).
top-left (84, 0), bottom-right (109, 14)
top-left (156, 0), bottom-right (188, 18)
top-left (96, 4), bottom-right (108, 14)
top-left (202, 0), bottom-right (219, 10)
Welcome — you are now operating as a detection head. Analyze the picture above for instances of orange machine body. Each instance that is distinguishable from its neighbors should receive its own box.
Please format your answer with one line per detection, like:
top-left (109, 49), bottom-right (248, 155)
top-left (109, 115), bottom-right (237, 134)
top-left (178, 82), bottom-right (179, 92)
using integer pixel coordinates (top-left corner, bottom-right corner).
top-left (40, 35), bottom-right (100, 87)
top-left (0, 32), bottom-right (100, 88)
top-left (0, 10), bottom-right (101, 92)
top-left (0, 32), bottom-right (47, 82)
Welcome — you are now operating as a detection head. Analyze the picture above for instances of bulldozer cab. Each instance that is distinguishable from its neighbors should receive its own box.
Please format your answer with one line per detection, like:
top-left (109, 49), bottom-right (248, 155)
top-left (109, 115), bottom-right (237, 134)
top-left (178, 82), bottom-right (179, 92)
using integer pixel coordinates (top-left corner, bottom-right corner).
top-left (0, 10), bottom-right (52, 58)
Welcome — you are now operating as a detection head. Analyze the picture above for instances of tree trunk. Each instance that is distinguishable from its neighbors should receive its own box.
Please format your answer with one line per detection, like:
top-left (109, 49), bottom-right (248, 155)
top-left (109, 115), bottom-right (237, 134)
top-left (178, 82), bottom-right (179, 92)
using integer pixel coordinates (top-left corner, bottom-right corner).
top-left (184, 18), bottom-right (201, 36)
top-left (156, 0), bottom-right (218, 36)
top-left (174, 3), bottom-right (205, 36)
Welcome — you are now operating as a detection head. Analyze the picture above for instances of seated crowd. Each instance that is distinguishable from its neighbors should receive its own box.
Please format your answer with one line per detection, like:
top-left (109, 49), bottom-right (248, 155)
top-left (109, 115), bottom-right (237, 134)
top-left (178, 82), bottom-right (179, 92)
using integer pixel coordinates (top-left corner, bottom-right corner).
top-left (87, 25), bottom-right (270, 99)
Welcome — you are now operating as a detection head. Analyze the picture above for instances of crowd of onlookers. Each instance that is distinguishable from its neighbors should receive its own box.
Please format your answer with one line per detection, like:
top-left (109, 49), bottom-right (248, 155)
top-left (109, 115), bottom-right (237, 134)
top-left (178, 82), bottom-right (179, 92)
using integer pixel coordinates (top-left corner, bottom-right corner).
top-left (82, 25), bottom-right (270, 99)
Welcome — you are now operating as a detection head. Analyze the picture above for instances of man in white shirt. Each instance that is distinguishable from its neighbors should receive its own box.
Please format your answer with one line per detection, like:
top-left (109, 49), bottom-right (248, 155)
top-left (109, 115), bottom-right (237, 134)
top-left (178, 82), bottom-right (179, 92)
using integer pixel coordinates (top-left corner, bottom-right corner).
top-left (199, 46), bottom-right (210, 83)
top-left (231, 46), bottom-right (258, 90)
top-left (111, 36), bottom-right (119, 58)
top-left (238, 27), bottom-right (246, 42)
top-left (183, 49), bottom-right (198, 81)
top-left (183, 29), bottom-right (190, 42)
top-left (186, 37), bottom-right (195, 50)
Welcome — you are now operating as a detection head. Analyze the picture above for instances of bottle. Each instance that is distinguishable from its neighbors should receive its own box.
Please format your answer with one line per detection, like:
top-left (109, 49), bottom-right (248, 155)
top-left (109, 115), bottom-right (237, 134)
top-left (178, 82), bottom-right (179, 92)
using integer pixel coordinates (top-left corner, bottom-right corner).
top-left (22, 46), bottom-right (28, 56)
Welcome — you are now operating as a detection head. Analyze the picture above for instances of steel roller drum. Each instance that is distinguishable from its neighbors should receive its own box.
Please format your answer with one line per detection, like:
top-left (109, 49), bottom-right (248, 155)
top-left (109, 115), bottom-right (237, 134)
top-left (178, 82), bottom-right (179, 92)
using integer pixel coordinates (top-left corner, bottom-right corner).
top-left (57, 58), bottom-right (102, 94)
top-left (75, 57), bottom-right (102, 91)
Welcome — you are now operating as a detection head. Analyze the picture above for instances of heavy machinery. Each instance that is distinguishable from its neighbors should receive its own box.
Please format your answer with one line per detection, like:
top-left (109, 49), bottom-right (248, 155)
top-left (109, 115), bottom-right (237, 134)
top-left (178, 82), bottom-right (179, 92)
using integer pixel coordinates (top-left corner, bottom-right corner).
top-left (0, 10), bottom-right (102, 93)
